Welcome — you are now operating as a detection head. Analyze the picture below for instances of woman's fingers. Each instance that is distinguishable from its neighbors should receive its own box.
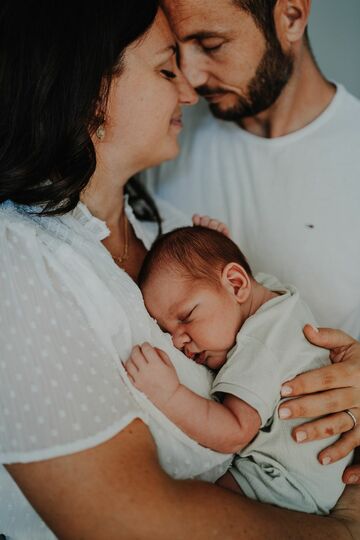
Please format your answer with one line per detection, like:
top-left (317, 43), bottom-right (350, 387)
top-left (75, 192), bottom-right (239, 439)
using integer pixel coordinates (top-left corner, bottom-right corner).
top-left (279, 388), bottom-right (358, 419)
top-left (318, 425), bottom-right (360, 466)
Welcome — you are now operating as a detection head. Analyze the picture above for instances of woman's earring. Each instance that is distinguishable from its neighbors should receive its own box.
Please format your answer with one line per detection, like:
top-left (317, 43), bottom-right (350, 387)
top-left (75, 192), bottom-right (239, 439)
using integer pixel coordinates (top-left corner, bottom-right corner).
top-left (96, 124), bottom-right (106, 141)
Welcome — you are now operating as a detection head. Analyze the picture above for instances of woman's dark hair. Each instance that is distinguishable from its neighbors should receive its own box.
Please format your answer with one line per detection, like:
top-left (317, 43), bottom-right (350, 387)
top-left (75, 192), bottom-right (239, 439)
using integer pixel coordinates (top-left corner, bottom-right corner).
top-left (0, 0), bottom-right (160, 218)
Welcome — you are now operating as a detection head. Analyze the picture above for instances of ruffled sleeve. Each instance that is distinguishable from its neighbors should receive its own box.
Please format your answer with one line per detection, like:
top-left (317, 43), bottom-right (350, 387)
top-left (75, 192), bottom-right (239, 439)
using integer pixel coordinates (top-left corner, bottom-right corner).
top-left (0, 213), bottom-right (143, 463)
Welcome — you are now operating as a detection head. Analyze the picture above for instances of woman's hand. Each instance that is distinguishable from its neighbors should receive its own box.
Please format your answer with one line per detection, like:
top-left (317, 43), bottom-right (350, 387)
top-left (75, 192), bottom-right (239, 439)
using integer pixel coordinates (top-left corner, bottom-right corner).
top-left (192, 214), bottom-right (230, 237)
top-left (278, 326), bottom-right (360, 482)
top-left (125, 343), bottom-right (180, 408)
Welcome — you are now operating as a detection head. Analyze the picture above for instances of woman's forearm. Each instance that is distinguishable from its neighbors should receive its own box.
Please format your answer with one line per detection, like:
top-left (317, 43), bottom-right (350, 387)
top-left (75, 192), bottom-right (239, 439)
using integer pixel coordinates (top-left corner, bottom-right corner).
top-left (6, 419), bottom-right (355, 540)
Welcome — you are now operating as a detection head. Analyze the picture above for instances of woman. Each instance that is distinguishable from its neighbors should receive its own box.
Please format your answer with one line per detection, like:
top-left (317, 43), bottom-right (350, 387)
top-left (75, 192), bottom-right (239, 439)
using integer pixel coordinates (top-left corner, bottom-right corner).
top-left (0, 1), bottom-right (359, 539)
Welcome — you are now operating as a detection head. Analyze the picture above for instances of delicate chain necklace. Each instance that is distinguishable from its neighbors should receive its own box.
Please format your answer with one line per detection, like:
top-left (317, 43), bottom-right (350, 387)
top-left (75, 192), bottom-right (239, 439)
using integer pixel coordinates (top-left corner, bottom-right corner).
top-left (112, 213), bottom-right (129, 266)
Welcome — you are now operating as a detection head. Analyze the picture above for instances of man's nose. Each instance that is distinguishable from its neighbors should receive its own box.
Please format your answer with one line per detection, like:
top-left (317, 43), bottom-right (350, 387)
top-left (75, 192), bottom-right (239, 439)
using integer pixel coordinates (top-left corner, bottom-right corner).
top-left (179, 46), bottom-right (209, 89)
top-left (177, 72), bottom-right (199, 106)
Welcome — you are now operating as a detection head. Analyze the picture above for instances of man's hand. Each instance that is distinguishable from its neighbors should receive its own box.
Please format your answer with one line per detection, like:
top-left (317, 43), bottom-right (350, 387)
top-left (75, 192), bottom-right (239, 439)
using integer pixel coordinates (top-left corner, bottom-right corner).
top-left (192, 214), bottom-right (230, 237)
top-left (125, 343), bottom-right (181, 409)
top-left (278, 326), bottom-right (360, 483)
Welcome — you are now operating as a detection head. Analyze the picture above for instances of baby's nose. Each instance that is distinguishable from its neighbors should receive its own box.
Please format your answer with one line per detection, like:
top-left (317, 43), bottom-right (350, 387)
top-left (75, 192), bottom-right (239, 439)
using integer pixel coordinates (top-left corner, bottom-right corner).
top-left (172, 331), bottom-right (190, 350)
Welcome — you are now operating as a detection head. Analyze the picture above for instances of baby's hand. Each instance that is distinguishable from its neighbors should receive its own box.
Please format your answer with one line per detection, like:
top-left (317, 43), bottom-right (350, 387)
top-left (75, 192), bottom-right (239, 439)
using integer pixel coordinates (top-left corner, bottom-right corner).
top-left (192, 214), bottom-right (230, 237)
top-left (125, 343), bottom-right (180, 408)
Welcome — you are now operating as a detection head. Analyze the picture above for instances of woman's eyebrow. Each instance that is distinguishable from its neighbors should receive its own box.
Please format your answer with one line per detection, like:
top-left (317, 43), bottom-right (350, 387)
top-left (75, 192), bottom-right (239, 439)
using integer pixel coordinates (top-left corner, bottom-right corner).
top-left (156, 44), bottom-right (177, 57)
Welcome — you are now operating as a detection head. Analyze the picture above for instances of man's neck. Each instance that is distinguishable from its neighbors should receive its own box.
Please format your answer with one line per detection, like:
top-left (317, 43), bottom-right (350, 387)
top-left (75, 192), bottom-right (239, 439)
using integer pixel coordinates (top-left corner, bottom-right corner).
top-left (239, 48), bottom-right (336, 138)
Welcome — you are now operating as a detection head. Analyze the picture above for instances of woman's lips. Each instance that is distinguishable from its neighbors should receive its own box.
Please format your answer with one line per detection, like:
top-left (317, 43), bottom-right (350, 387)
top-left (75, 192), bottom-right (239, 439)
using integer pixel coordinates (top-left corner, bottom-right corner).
top-left (170, 115), bottom-right (183, 129)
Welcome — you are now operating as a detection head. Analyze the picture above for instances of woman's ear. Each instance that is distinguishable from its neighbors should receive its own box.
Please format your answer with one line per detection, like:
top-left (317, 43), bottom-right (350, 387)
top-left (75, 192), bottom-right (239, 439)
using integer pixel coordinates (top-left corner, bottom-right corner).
top-left (221, 263), bottom-right (251, 304)
top-left (274, 0), bottom-right (311, 48)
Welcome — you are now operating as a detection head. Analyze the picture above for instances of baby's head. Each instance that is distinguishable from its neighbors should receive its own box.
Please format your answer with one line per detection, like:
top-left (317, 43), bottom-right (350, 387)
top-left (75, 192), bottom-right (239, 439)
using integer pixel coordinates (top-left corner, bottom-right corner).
top-left (139, 226), bottom-right (254, 370)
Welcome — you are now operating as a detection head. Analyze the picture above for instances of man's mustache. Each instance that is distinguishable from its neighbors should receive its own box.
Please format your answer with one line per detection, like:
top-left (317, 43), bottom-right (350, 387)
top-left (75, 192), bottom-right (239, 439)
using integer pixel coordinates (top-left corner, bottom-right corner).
top-left (196, 86), bottom-right (228, 97)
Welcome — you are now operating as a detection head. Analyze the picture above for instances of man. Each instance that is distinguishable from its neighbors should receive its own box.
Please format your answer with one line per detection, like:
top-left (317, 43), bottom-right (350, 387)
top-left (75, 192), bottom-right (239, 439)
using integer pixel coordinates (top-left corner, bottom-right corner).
top-left (143, 0), bottom-right (360, 339)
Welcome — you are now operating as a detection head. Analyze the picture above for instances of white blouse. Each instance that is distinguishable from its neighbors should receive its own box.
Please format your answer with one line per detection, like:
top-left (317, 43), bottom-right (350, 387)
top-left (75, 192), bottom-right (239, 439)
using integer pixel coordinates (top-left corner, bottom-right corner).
top-left (0, 196), bottom-right (231, 540)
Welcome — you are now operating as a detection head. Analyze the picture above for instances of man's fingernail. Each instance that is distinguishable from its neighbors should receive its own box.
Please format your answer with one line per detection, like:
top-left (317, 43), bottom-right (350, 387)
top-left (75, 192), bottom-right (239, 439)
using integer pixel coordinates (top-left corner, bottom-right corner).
top-left (279, 407), bottom-right (291, 419)
top-left (348, 475), bottom-right (359, 484)
top-left (321, 456), bottom-right (332, 465)
top-left (295, 431), bottom-right (307, 443)
top-left (281, 385), bottom-right (293, 396)
top-left (310, 324), bottom-right (319, 333)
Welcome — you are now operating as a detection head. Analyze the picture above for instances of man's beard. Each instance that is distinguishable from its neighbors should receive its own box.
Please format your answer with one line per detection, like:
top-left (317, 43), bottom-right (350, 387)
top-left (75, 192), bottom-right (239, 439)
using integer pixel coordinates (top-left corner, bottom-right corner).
top-left (197, 37), bottom-right (294, 122)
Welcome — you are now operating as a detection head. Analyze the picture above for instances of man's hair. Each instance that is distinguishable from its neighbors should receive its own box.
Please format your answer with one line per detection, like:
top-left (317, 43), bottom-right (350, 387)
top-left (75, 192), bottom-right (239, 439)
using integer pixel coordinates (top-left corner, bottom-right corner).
top-left (138, 226), bottom-right (253, 289)
top-left (233, 0), bottom-right (310, 48)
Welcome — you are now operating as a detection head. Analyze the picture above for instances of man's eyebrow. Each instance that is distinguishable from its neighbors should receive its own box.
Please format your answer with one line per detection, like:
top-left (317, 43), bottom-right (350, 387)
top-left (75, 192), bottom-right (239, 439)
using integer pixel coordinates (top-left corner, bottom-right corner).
top-left (181, 31), bottom-right (225, 42)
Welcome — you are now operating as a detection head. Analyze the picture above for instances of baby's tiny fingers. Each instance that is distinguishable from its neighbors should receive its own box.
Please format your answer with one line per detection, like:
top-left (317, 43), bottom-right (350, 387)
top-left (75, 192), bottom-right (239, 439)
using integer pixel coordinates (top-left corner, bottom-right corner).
top-left (141, 342), bottom-right (163, 364)
top-left (130, 345), bottom-right (149, 369)
top-left (125, 360), bottom-right (140, 384)
top-left (318, 425), bottom-right (360, 465)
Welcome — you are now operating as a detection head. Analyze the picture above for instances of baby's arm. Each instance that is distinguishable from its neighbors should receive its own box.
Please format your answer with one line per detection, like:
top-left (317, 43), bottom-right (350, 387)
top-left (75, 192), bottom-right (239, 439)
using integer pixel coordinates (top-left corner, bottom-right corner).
top-left (125, 343), bottom-right (261, 453)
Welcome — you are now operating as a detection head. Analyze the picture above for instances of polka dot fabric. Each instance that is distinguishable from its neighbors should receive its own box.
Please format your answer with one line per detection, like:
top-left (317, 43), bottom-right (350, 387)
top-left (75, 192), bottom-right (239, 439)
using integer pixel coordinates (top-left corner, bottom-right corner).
top-left (0, 198), bottom-right (231, 540)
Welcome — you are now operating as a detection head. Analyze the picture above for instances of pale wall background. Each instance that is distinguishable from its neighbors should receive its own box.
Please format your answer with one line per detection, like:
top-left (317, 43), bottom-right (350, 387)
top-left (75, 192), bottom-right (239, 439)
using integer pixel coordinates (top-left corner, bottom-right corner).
top-left (309, 0), bottom-right (360, 97)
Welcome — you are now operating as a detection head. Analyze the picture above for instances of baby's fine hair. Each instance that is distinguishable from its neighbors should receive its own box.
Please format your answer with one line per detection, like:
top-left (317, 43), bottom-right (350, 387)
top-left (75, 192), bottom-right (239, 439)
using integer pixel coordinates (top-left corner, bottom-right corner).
top-left (138, 226), bottom-right (253, 288)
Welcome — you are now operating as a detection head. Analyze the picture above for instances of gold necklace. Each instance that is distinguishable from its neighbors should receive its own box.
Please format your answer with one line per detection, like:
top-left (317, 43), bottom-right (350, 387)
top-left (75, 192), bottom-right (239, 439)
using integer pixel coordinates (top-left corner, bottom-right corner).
top-left (112, 213), bottom-right (129, 266)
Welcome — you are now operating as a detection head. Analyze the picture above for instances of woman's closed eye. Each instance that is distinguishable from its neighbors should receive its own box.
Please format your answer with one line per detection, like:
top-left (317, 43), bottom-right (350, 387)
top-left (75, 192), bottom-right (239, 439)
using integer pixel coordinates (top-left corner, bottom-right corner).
top-left (161, 69), bottom-right (177, 80)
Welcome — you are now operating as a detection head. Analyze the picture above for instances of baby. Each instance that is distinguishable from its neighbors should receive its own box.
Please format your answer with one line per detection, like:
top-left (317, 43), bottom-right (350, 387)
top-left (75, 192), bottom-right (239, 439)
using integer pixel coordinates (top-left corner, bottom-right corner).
top-left (125, 225), bottom-right (352, 514)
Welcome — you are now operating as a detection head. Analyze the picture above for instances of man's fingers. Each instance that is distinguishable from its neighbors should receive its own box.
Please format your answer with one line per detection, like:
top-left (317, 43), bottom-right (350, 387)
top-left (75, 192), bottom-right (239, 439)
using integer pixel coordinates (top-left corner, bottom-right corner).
top-left (343, 448), bottom-right (360, 484)
top-left (192, 214), bottom-right (201, 226)
top-left (292, 411), bottom-right (357, 444)
top-left (281, 361), bottom-right (356, 397)
top-left (318, 425), bottom-right (360, 466)
top-left (279, 388), bottom-right (358, 419)
top-left (304, 325), bottom-right (356, 350)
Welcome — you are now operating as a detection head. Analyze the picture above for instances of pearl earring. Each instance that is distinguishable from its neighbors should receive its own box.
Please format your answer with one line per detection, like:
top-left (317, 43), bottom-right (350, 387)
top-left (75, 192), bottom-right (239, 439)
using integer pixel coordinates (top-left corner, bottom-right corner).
top-left (96, 124), bottom-right (106, 141)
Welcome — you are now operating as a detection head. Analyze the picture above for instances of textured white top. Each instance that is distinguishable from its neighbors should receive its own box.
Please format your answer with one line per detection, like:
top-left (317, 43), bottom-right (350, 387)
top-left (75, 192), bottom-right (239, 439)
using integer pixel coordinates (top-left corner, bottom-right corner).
top-left (0, 196), bottom-right (231, 540)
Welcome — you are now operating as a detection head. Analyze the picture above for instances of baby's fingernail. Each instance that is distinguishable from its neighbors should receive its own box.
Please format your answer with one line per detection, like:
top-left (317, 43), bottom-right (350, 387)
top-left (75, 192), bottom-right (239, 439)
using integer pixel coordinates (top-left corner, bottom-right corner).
top-left (348, 475), bottom-right (359, 484)
top-left (279, 407), bottom-right (291, 419)
top-left (295, 431), bottom-right (307, 443)
top-left (281, 385), bottom-right (293, 396)
top-left (310, 324), bottom-right (319, 333)
top-left (321, 456), bottom-right (332, 465)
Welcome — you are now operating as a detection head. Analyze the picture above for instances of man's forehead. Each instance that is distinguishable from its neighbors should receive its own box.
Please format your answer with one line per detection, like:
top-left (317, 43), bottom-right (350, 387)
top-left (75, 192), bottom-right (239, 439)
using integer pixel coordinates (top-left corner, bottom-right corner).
top-left (162, 0), bottom-right (240, 39)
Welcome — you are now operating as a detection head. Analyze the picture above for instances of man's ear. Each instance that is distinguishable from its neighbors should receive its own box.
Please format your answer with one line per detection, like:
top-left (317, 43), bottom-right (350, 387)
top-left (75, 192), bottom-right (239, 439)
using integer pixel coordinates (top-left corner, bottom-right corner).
top-left (274, 0), bottom-right (311, 48)
top-left (221, 263), bottom-right (251, 304)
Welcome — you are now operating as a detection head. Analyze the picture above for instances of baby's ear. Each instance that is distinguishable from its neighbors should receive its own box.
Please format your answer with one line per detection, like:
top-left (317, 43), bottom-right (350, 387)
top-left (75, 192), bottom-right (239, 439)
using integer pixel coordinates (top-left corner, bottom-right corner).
top-left (221, 263), bottom-right (251, 303)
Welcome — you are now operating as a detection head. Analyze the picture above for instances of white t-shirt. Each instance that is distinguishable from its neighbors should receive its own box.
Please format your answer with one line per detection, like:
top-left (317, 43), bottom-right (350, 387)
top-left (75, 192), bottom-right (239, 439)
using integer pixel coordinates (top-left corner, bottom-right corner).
top-left (143, 84), bottom-right (360, 338)
top-left (0, 197), bottom-right (231, 540)
top-left (212, 273), bottom-right (351, 514)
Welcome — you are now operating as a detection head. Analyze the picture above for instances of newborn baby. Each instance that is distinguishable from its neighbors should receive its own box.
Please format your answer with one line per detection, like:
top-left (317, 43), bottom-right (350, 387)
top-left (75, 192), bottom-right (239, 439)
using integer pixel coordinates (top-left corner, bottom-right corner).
top-left (125, 225), bottom-right (352, 514)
